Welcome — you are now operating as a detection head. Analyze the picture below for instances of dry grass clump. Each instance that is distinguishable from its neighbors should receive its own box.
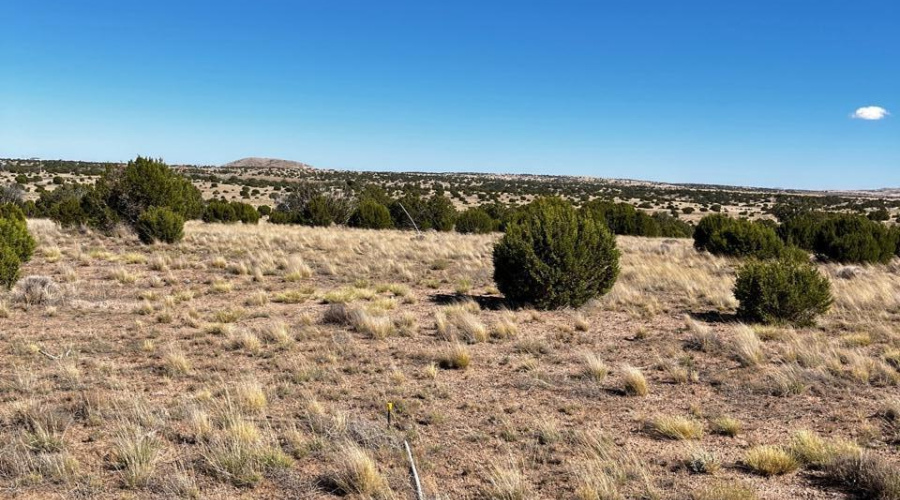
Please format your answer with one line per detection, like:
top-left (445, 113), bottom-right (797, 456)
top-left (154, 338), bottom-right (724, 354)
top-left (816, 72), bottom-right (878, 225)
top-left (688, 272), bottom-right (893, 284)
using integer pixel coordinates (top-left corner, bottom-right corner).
top-left (788, 430), bottom-right (861, 468)
top-left (823, 451), bottom-right (900, 500)
top-left (329, 444), bottom-right (393, 498)
top-left (233, 380), bottom-right (267, 413)
top-left (162, 349), bottom-right (191, 376)
top-left (210, 279), bottom-right (233, 293)
top-left (491, 310), bottom-right (519, 339)
top-left (710, 416), bottom-right (742, 437)
top-left (685, 316), bottom-right (720, 352)
top-left (227, 330), bottom-right (262, 355)
top-left (485, 460), bottom-right (531, 500)
top-left (621, 365), bottom-right (648, 396)
top-left (259, 321), bottom-right (293, 346)
top-left (743, 445), bottom-right (799, 476)
top-left (685, 447), bottom-right (721, 474)
top-left (112, 424), bottom-right (163, 489)
top-left (16, 405), bottom-right (70, 453)
top-left (349, 308), bottom-right (396, 339)
top-left (11, 276), bottom-right (64, 307)
top-left (649, 415), bottom-right (704, 440)
top-left (581, 353), bottom-right (609, 382)
top-left (394, 312), bottom-right (418, 337)
top-left (245, 290), bottom-right (269, 306)
top-left (573, 428), bottom-right (657, 500)
top-left (438, 343), bottom-right (471, 370)
top-left (690, 481), bottom-right (758, 500)
top-left (436, 301), bottom-right (488, 343)
top-left (763, 363), bottom-right (814, 396)
top-left (201, 408), bottom-right (291, 487)
top-left (213, 307), bottom-right (245, 323)
top-left (732, 324), bottom-right (764, 367)
top-left (573, 312), bottom-right (590, 332)
top-left (273, 288), bottom-right (314, 304)
top-left (322, 287), bottom-right (375, 304)
top-left (110, 266), bottom-right (138, 284)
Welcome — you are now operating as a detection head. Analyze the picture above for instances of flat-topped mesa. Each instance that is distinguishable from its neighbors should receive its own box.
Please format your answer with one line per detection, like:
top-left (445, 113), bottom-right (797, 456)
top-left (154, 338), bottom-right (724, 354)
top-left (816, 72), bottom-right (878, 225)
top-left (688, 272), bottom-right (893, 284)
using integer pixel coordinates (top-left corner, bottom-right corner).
top-left (221, 157), bottom-right (315, 171)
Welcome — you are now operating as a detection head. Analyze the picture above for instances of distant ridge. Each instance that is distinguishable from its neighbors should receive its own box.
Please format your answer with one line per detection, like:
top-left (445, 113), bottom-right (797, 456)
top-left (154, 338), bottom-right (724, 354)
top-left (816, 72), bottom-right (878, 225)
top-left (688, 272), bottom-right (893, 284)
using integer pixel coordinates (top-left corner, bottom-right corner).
top-left (221, 157), bottom-right (315, 170)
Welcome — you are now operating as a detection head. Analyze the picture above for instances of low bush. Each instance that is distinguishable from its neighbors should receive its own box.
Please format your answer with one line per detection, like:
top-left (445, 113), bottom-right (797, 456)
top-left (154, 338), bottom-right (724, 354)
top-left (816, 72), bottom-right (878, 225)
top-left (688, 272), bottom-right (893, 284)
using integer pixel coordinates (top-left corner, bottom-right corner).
top-left (733, 258), bottom-right (832, 326)
top-left (813, 214), bottom-right (897, 264)
top-left (455, 208), bottom-right (496, 234)
top-left (348, 200), bottom-right (393, 229)
top-left (135, 207), bottom-right (185, 244)
top-left (271, 184), bottom-right (356, 226)
top-left (581, 200), bottom-right (662, 237)
top-left (0, 245), bottom-right (20, 289)
top-left (388, 193), bottom-right (456, 231)
top-left (101, 156), bottom-right (204, 223)
top-left (694, 214), bottom-right (783, 259)
top-left (0, 203), bottom-right (36, 262)
top-left (202, 200), bottom-right (259, 224)
top-left (493, 197), bottom-right (619, 309)
top-left (0, 203), bottom-right (35, 290)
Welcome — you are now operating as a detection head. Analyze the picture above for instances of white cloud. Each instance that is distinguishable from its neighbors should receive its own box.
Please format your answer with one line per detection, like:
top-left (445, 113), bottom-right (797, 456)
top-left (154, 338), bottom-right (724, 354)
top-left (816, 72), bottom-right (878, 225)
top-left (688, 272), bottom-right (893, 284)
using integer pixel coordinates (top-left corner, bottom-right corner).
top-left (851, 106), bottom-right (890, 120)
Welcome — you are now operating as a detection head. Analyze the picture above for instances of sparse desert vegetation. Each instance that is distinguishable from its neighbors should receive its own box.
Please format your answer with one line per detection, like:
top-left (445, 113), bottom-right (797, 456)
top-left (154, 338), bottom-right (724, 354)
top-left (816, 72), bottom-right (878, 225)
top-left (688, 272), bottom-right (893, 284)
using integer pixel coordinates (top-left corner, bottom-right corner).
top-left (1, 159), bottom-right (900, 498)
top-left (1, 215), bottom-right (897, 499)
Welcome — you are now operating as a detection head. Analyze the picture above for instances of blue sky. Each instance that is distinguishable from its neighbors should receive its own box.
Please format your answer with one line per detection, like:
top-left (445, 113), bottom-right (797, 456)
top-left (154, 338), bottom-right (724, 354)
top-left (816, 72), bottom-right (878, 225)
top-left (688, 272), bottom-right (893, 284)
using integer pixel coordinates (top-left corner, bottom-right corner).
top-left (1, 1), bottom-right (897, 189)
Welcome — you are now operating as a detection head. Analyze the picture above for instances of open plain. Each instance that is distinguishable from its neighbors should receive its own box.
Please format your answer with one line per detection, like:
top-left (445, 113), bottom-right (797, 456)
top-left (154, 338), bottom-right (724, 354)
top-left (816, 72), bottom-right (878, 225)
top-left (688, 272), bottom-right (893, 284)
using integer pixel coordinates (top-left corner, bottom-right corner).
top-left (1, 220), bottom-right (898, 499)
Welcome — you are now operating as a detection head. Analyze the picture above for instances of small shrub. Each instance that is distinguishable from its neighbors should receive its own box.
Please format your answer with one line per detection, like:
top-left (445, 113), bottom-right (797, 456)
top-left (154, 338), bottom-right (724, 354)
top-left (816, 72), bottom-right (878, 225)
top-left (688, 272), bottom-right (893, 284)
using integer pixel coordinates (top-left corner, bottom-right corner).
top-left (581, 200), bottom-right (661, 237)
top-left (135, 207), bottom-right (185, 244)
top-left (10, 276), bottom-right (63, 306)
top-left (102, 156), bottom-right (203, 223)
top-left (455, 208), bottom-right (496, 234)
top-left (203, 200), bottom-right (259, 224)
top-left (493, 197), bottom-right (619, 309)
top-left (813, 214), bottom-right (897, 264)
top-left (694, 214), bottom-right (783, 259)
top-left (0, 203), bottom-right (36, 262)
top-left (734, 258), bottom-right (832, 326)
top-left (348, 200), bottom-right (393, 229)
top-left (272, 184), bottom-right (356, 226)
top-left (0, 245), bottom-right (20, 290)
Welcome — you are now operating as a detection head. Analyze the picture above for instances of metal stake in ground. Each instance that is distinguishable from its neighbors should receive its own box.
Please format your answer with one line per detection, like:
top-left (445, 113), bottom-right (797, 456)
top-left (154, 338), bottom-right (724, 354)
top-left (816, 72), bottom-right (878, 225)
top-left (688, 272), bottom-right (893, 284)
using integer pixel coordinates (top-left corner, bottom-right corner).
top-left (404, 440), bottom-right (425, 500)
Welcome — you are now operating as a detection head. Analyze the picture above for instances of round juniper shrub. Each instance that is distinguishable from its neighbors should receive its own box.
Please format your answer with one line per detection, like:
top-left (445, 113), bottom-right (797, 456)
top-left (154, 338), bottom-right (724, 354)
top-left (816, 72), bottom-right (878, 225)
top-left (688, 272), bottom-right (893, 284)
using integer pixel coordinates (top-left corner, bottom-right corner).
top-left (101, 156), bottom-right (204, 223)
top-left (694, 214), bottom-right (732, 251)
top-left (135, 207), bottom-right (185, 244)
top-left (202, 200), bottom-right (238, 223)
top-left (0, 203), bottom-right (36, 262)
top-left (0, 244), bottom-right (21, 290)
top-left (493, 197), bottom-right (619, 309)
top-left (694, 214), bottom-right (783, 259)
top-left (812, 214), bottom-right (897, 264)
top-left (348, 199), bottom-right (393, 229)
top-left (455, 208), bottom-right (496, 234)
top-left (734, 258), bottom-right (833, 326)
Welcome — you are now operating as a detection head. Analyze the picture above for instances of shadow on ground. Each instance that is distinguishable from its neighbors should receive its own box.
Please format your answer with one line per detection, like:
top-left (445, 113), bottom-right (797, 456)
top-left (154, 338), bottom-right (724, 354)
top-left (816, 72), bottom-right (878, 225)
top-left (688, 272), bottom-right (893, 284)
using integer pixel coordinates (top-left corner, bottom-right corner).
top-left (428, 293), bottom-right (510, 310)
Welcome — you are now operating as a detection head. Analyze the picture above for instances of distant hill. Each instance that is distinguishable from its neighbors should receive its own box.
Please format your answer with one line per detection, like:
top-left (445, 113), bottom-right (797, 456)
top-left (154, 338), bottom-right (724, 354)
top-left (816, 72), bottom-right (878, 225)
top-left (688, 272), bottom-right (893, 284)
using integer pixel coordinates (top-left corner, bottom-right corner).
top-left (221, 157), bottom-right (315, 171)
